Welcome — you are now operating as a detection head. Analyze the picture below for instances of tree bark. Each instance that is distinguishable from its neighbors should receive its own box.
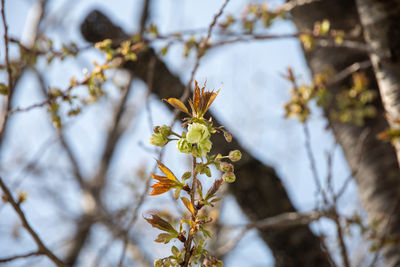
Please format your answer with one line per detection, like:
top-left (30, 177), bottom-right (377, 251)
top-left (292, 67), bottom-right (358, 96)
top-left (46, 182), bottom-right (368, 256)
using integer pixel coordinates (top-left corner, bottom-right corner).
top-left (355, 0), bottom-right (400, 166)
top-left (291, 0), bottom-right (400, 265)
top-left (80, 10), bottom-right (331, 266)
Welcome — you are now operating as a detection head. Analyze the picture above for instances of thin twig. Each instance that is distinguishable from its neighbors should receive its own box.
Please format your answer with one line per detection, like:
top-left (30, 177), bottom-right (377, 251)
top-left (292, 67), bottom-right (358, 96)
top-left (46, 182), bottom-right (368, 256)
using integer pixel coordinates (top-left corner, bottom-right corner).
top-left (327, 60), bottom-right (371, 87)
top-left (0, 0), bottom-right (13, 145)
top-left (145, 56), bottom-right (156, 132)
top-left (332, 208), bottom-right (351, 267)
top-left (117, 145), bottom-right (166, 267)
top-left (8, 99), bottom-right (51, 115)
top-left (211, 33), bottom-right (369, 52)
top-left (0, 177), bottom-right (67, 267)
top-left (217, 210), bottom-right (324, 256)
top-left (139, 0), bottom-right (151, 36)
top-left (303, 122), bottom-right (328, 205)
top-left (0, 251), bottom-right (40, 263)
top-left (179, 0), bottom-right (230, 105)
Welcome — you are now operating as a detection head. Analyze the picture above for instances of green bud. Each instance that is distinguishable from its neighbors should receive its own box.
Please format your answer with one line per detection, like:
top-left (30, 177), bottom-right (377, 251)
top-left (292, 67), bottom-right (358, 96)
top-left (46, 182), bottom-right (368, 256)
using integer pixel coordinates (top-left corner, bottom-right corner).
top-left (219, 162), bottom-right (233, 172)
top-left (159, 124), bottom-right (171, 136)
top-left (187, 123), bottom-right (210, 144)
top-left (149, 133), bottom-right (168, 146)
top-left (177, 138), bottom-right (192, 154)
top-left (224, 131), bottom-right (232, 142)
top-left (199, 139), bottom-right (212, 155)
top-left (153, 126), bottom-right (160, 133)
top-left (229, 150), bottom-right (242, 162)
top-left (222, 172), bottom-right (236, 183)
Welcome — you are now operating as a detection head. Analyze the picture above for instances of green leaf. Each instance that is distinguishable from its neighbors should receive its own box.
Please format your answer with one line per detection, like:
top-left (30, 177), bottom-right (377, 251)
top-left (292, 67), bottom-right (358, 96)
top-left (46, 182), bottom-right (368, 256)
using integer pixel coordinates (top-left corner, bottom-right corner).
top-left (174, 187), bottom-right (182, 200)
top-left (200, 226), bottom-right (212, 238)
top-left (155, 233), bottom-right (175, 244)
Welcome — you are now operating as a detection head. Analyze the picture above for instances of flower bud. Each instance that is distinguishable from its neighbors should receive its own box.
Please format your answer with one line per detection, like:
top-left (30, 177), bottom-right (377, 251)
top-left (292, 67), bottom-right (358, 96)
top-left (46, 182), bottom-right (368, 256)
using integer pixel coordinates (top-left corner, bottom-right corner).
top-left (153, 126), bottom-right (160, 133)
top-left (229, 150), bottom-right (242, 162)
top-left (224, 131), bottom-right (232, 142)
top-left (159, 124), bottom-right (171, 136)
top-left (219, 162), bottom-right (234, 172)
top-left (149, 133), bottom-right (168, 146)
top-left (222, 172), bottom-right (236, 183)
top-left (186, 123), bottom-right (210, 144)
top-left (177, 138), bottom-right (192, 154)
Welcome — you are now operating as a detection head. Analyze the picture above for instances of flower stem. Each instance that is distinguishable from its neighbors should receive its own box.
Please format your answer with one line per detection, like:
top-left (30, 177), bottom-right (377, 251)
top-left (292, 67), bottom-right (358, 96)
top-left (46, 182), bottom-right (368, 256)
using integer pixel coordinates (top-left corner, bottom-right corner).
top-left (182, 156), bottom-right (198, 267)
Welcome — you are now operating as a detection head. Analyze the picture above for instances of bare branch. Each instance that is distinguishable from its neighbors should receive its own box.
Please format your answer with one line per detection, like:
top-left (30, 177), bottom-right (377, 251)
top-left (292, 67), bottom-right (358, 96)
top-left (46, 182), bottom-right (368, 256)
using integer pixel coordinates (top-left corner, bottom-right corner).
top-left (0, 177), bottom-right (67, 267)
top-left (217, 211), bottom-right (323, 256)
top-left (0, 251), bottom-right (40, 263)
top-left (0, 0), bottom-right (13, 145)
top-left (178, 0), bottom-right (230, 105)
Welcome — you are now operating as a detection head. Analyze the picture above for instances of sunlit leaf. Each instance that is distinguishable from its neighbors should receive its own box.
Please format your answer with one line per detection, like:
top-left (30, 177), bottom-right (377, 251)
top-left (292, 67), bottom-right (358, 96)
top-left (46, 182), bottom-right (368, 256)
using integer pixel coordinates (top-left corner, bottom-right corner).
top-left (181, 197), bottom-right (195, 217)
top-left (164, 98), bottom-right (190, 115)
top-left (150, 173), bottom-right (175, 196)
top-left (156, 160), bottom-right (178, 182)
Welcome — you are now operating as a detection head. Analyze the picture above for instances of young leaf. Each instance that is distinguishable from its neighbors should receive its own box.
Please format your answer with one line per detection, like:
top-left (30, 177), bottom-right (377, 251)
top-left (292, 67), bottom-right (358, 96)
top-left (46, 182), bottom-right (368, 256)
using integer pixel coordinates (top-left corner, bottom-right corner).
top-left (144, 214), bottom-right (178, 234)
top-left (200, 225), bottom-right (212, 238)
top-left (174, 187), bottom-right (182, 200)
top-left (155, 233), bottom-right (175, 244)
top-left (181, 197), bottom-right (195, 217)
top-left (150, 174), bottom-right (176, 196)
top-left (164, 98), bottom-right (190, 115)
top-left (205, 179), bottom-right (223, 201)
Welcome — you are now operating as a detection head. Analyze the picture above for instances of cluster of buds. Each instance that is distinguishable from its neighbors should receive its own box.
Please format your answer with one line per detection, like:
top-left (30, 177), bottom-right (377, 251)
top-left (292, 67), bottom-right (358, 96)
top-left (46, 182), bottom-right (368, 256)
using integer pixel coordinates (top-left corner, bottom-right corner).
top-left (149, 125), bottom-right (173, 146)
top-left (215, 150), bottom-right (242, 183)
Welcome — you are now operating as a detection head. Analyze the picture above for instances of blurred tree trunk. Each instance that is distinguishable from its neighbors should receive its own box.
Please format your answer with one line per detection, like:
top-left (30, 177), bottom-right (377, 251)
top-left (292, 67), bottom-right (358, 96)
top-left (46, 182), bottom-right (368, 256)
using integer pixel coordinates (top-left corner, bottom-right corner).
top-left (80, 11), bottom-right (331, 267)
top-left (355, 0), bottom-right (400, 166)
top-left (291, 0), bottom-right (400, 265)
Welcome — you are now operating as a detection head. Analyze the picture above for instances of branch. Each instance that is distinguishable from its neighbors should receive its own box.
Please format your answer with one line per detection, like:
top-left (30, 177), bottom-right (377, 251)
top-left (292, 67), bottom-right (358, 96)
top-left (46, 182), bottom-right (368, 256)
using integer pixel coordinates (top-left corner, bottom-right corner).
top-left (0, 177), bottom-right (67, 267)
top-left (216, 211), bottom-right (323, 257)
top-left (0, 251), bottom-right (39, 263)
top-left (0, 0), bottom-right (13, 145)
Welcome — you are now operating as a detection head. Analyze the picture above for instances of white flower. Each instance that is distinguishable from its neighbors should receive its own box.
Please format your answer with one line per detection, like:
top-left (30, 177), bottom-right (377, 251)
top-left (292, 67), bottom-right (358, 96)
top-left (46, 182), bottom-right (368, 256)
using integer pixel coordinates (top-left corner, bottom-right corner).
top-left (186, 123), bottom-right (210, 144)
